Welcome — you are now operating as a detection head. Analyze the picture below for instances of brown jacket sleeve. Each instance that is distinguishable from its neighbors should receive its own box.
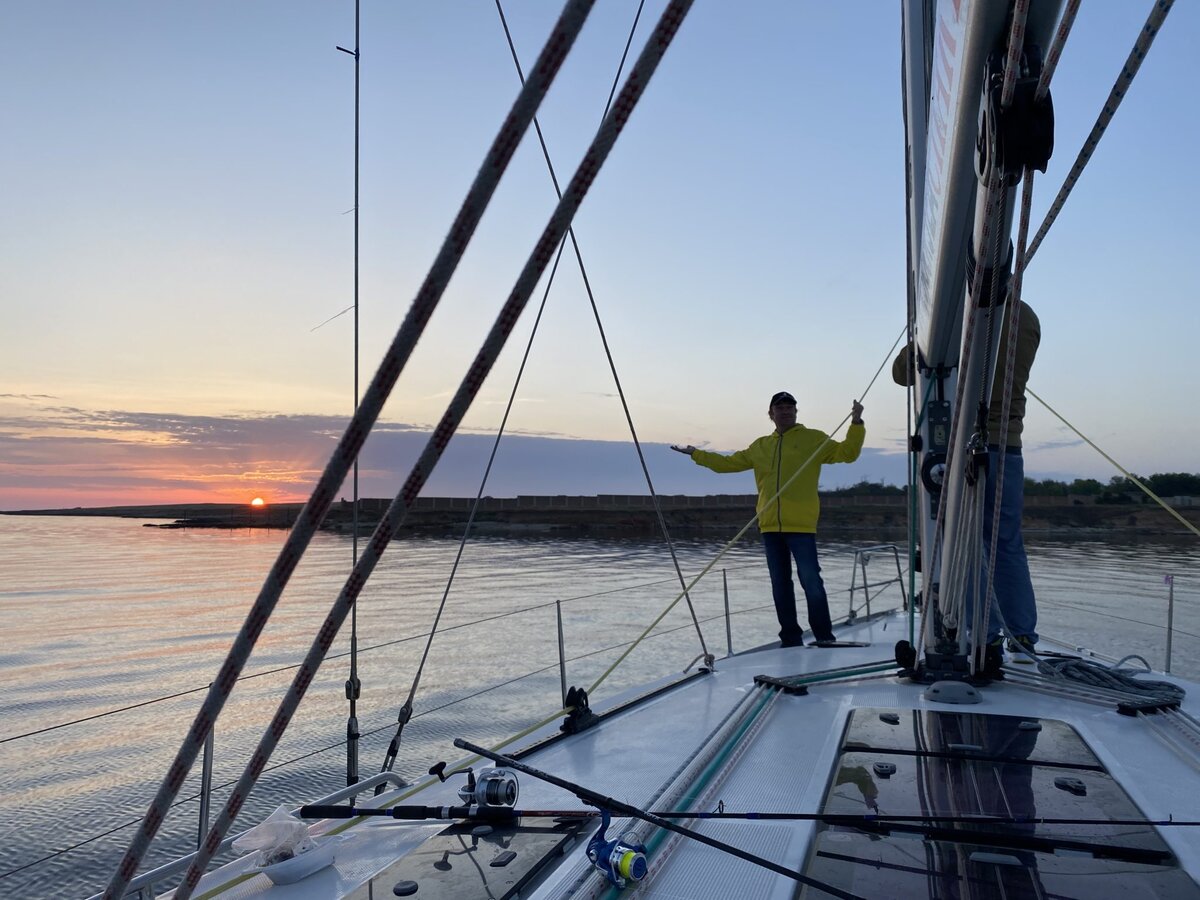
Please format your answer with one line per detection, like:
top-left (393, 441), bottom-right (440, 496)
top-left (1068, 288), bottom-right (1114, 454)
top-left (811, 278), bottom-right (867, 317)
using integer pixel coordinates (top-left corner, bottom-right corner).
top-left (892, 342), bottom-right (914, 387)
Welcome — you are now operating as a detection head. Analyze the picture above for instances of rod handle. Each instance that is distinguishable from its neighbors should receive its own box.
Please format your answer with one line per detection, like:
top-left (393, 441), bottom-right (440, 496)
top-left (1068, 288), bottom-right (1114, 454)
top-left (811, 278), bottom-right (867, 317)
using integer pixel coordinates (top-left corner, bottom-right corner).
top-left (300, 804), bottom-right (365, 818)
top-left (300, 804), bottom-right (451, 820)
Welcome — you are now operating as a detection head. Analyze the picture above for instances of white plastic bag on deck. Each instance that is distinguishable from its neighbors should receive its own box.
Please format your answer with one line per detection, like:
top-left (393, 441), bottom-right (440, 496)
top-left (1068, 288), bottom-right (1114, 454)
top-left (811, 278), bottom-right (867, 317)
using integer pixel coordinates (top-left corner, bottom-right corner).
top-left (232, 805), bottom-right (316, 867)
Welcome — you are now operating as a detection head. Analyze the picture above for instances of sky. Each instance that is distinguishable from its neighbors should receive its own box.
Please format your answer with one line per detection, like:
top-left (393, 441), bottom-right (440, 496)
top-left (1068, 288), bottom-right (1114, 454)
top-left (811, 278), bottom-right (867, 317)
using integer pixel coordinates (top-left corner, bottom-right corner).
top-left (2, 2), bottom-right (1198, 510)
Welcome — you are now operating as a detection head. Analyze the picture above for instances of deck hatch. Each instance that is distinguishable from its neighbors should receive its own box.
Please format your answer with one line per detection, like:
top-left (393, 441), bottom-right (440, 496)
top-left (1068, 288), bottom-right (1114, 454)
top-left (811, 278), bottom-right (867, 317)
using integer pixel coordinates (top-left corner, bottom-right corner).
top-left (342, 818), bottom-right (588, 900)
top-left (842, 707), bottom-right (1103, 768)
top-left (800, 709), bottom-right (1200, 898)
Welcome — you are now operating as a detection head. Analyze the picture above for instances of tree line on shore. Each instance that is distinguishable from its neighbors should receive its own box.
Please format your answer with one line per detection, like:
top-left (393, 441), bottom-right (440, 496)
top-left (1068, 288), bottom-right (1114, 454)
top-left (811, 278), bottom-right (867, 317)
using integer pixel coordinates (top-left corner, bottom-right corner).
top-left (826, 472), bottom-right (1200, 503)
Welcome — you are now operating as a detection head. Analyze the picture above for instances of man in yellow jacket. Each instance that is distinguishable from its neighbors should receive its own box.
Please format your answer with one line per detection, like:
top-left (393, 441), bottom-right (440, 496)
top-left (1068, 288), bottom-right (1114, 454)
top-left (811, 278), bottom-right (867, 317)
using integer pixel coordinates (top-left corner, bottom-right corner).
top-left (675, 391), bottom-right (865, 646)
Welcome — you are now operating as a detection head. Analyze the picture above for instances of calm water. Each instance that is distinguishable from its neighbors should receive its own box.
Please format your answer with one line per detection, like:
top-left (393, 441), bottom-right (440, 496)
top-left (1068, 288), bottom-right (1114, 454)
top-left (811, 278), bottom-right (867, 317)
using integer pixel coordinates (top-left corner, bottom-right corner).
top-left (0, 515), bottom-right (1197, 898)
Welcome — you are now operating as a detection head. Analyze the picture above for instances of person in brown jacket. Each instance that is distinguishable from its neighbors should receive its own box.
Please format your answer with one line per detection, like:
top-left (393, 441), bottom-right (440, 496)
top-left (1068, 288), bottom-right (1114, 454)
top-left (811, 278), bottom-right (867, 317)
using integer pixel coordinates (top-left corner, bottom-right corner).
top-left (894, 300), bottom-right (1041, 660)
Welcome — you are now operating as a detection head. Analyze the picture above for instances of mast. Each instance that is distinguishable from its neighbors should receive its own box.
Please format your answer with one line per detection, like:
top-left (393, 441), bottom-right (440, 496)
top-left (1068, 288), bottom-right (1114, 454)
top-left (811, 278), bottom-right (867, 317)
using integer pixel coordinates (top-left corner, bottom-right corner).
top-left (901, 0), bottom-right (1061, 673)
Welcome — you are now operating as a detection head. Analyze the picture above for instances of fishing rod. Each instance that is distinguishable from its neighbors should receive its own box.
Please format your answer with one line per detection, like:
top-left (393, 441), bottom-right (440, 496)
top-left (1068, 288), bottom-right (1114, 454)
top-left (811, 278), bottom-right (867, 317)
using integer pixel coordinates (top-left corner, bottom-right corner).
top-left (299, 803), bottom-right (1200, 830)
top-left (452, 738), bottom-right (866, 900)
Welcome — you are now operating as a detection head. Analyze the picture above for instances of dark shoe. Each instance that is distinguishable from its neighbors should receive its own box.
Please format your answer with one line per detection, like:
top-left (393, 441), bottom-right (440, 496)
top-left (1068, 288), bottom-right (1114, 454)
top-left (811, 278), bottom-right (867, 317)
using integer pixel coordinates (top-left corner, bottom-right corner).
top-left (812, 636), bottom-right (838, 647)
top-left (978, 639), bottom-right (1004, 678)
top-left (1007, 634), bottom-right (1036, 654)
top-left (780, 636), bottom-right (805, 648)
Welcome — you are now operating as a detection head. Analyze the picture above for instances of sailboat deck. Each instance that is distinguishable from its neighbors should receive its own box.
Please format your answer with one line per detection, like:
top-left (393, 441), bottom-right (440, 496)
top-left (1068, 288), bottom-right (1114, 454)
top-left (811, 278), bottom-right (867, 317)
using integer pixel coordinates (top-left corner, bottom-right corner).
top-left (178, 610), bottom-right (1200, 898)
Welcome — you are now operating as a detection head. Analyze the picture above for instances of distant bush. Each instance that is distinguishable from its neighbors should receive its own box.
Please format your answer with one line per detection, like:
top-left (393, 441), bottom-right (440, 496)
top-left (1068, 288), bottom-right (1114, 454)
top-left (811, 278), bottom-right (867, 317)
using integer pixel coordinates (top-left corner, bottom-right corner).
top-left (1145, 472), bottom-right (1200, 496)
top-left (824, 479), bottom-right (906, 497)
top-left (1024, 472), bottom-right (1200, 503)
top-left (821, 472), bottom-right (1199, 502)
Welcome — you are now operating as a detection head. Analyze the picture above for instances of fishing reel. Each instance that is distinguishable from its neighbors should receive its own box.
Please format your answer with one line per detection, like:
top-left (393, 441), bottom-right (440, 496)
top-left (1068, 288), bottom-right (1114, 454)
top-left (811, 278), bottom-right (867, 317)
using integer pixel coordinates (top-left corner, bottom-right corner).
top-left (587, 809), bottom-right (648, 889)
top-left (428, 761), bottom-right (520, 812)
top-left (457, 767), bottom-right (519, 810)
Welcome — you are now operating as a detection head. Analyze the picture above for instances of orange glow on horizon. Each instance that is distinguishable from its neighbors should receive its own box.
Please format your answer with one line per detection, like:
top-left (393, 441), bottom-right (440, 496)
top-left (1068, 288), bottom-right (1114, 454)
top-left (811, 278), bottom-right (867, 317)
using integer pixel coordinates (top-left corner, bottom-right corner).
top-left (250, 497), bottom-right (266, 508)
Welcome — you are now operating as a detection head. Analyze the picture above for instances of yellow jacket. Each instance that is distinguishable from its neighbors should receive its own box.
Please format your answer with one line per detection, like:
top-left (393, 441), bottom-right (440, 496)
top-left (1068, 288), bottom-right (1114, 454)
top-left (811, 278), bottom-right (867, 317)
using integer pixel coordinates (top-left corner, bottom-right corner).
top-left (691, 423), bottom-right (865, 533)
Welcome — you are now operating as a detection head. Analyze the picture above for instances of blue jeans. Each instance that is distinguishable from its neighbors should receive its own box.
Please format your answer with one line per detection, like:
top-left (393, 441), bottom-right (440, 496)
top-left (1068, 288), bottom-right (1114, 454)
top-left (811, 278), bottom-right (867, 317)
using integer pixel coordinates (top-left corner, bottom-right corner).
top-left (763, 532), bottom-right (834, 643)
top-left (977, 448), bottom-right (1038, 643)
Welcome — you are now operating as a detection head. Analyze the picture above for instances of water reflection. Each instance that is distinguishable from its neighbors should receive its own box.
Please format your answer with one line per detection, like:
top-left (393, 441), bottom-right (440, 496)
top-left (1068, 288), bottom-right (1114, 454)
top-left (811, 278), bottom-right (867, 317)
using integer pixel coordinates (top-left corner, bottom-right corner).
top-left (0, 516), bottom-right (1196, 896)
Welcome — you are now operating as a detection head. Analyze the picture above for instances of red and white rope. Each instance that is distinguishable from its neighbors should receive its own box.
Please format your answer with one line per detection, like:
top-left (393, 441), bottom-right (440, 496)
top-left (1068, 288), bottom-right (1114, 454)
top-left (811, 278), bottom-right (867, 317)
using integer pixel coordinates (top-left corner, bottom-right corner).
top-left (101, 2), bottom-right (598, 897)
top-left (1000, 0), bottom-right (1030, 108)
top-left (1036, 0), bottom-right (1082, 101)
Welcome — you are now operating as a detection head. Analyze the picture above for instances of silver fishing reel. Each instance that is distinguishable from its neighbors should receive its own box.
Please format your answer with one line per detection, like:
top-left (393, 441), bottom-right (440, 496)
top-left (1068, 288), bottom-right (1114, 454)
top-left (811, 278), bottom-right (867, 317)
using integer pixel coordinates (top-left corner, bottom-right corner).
top-left (457, 766), bottom-right (519, 809)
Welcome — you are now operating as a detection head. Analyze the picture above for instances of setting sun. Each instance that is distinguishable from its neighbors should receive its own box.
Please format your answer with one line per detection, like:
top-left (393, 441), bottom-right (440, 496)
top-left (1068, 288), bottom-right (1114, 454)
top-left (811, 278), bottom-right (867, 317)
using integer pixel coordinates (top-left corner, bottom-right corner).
top-left (250, 497), bottom-right (265, 507)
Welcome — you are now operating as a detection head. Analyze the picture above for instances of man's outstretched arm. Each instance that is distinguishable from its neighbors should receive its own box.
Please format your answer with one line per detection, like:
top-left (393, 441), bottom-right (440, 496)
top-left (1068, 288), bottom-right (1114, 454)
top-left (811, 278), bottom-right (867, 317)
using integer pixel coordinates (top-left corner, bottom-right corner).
top-left (674, 443), bottom-right (756, 473)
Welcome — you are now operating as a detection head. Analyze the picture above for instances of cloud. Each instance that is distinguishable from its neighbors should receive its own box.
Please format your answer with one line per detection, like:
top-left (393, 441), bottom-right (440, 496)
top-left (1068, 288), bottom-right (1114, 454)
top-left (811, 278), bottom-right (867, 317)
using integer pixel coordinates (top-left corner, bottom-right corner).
top-left (0, 405), bottom-right (905, 510)
top-left (1025, 437), bottom-right (1086, 453)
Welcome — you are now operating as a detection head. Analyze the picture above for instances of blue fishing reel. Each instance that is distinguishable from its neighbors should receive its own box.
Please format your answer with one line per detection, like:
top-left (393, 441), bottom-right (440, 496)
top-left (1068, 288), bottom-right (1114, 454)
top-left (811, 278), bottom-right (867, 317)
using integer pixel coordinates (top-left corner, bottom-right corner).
top-left (586, 809), bottom-right (648, 889)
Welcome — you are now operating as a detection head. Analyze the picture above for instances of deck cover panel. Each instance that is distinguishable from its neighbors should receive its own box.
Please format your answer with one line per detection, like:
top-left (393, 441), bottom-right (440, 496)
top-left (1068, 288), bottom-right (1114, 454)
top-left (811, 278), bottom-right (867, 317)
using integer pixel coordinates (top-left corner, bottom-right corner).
top-left (842, 707), bottom-right (1103, 767)
top-left (803, 709), bottom-right (1200, 898)
top-left (803, 831), bottom-right (1200, 899)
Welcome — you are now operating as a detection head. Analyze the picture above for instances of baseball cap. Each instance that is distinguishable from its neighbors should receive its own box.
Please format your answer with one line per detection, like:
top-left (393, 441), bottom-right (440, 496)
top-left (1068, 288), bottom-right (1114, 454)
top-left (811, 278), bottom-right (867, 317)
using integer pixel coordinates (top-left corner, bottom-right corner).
top-left (769, 391), bottom-right (796, 407)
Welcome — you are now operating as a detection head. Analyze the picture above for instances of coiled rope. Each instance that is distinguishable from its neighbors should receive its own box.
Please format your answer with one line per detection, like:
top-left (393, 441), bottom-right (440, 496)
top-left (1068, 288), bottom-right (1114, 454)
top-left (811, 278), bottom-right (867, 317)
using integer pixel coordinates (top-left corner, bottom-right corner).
top-left (1036, 654), bottom-right (1186, 707)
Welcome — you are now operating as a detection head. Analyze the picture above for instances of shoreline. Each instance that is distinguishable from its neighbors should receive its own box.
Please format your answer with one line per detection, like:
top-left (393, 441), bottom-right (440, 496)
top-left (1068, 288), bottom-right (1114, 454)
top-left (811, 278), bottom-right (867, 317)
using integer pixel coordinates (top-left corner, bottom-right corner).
top-left (4, 495), bottom-right (1199, 539)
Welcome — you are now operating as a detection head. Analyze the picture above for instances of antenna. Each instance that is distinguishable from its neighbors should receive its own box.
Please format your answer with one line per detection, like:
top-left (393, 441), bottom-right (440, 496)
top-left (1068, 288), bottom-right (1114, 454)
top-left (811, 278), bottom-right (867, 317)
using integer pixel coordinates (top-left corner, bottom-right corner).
top-left (338, 0), bottom-right (363, 792)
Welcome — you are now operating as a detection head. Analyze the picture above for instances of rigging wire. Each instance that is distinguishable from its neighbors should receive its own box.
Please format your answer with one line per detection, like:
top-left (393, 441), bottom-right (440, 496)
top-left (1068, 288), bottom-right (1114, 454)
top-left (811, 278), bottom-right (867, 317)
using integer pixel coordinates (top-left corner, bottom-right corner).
top-left (1028, 387), bottom-right (1200, 541)
top-left (920, 0), bottom-right (1067, 653)
top-left (7, 572), bottom-right (915, 884)
top-left (492, 0), bottom-right (711, 663)
top-left (172, 6), bottom-right (695, 895)
top-left (3, 560), bottom-right (781, 747)
top-left (586, 326), bottom-right (907, 696)
top-left (309, 304), bottom-right (354, 332)
top-left (932, 0), bottom-right (1048, 660)
top-left (102, 5), bottom-right (601, 898)
top-left (3, 562), bottom-right (905, 747)
top-left (986, 1), bottom-right (1195, 681)
top-left (374, 0), bottom-right (677, 786)
top-left (913, 0), bottom-right (1129, 666)
top-left (374, 240), bottom-right (573, 784)
top-left (918, 167), bottom-right (1006, 656)
top-left (1024, 0), bottom-right (1175, 265)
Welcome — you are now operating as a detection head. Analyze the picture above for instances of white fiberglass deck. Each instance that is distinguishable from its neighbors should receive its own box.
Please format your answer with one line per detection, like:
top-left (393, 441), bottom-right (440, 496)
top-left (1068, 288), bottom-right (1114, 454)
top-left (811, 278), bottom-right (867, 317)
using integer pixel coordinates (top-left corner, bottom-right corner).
top-left (172, 610), bottom-right (1200, 899)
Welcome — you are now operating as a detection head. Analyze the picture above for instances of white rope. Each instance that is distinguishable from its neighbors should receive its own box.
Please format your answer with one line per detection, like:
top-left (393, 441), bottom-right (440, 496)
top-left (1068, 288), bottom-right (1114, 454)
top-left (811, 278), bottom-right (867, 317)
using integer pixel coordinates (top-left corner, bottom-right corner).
top-left (1026, 0), bottom-right (1176, 265)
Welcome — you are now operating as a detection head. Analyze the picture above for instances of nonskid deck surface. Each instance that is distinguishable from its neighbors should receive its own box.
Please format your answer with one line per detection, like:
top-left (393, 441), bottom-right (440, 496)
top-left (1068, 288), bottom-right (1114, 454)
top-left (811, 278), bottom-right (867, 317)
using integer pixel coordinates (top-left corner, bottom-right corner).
top-left (176, 611), bottom-right (1200, 899)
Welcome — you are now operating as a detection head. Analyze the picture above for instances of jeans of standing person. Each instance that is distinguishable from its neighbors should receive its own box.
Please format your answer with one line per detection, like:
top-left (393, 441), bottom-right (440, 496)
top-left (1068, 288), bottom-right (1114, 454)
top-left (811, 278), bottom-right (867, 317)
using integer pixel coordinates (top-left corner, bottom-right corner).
top-left (979, 447), bottom-right (1038, 643)
top-left (762, 532), bottom-right (835, 644)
